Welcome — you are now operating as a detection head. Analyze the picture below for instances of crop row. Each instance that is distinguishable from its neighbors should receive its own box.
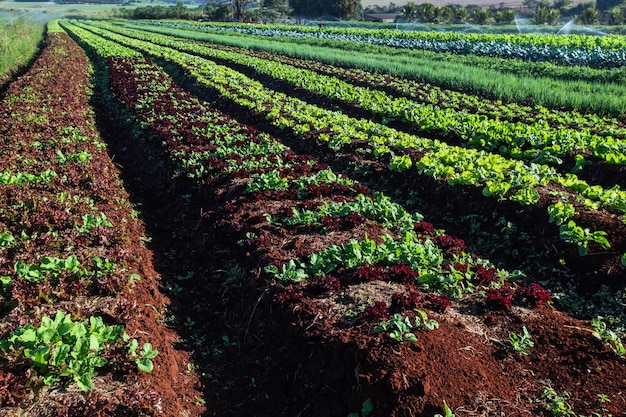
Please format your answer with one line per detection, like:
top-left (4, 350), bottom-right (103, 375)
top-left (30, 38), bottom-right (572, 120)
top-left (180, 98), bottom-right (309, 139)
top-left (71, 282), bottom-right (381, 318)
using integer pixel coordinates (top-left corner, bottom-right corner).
top-left (67, 21), bottom-right (626, 270)
top-left (122, 21), bottom-right (626, 139)
top-left (90, 21), bottom-right (626, 169)
top-left (131, 21), bottom-right (626, 116)
top-left (64, 20), bottom-right (626, 416)
top-left (136, 21), bottom-right (626, 86)
top-left (146, 20), bottom-right (626, 68)
top-left (67, 19), bottom-right (553, 323)
top-left (0, 23), bottom-right (196, 415)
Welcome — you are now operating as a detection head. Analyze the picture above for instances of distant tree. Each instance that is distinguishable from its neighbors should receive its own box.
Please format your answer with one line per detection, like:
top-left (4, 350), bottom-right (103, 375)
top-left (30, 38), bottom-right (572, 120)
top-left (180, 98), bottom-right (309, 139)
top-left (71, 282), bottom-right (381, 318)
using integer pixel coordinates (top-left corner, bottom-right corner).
top-left (289, 0), bottom-right (304, 15)
top-left (327, 0), bottom-right (361, 19)
top-left (552, 0), bottom-right (572, 11)
top-left (577, 3), bottom-right (599, 22)
top-left (453, 6), bottom-right (470, 21)
top-left (289, 0), bottom-right (360, 18)
top-left (260, 0), bottom-right (291, 21)
top-left (205, 3), bottom-right (232, 20)
top-left (434, 6), bottom-right (454, 22)
top-left (470, 6), bottom-right (489, 23)
top-left (364, 5), bottom-right (386, 13)
top-left (523, 0), bottom-right (549, 13)
top-left (608, 5), bottom-right (626, 23)
top-left (403, 1), bottom-right (418, 21)
top-left (547, 7), bottom-right (560, 23)
top-left (535, 6), bottom-right (560, 23)
top-left (290, 0), bottom-right (322, 16)
top-left (119, 2), bottom-right (203, 20)
top-left (169, 1), bottom-right (185, 18)
top-left (416, 2), bottom-right (436, 22)
top-left (232, 0), bottom-right (253, 21)
top-left (494, 8), bottom-right (515, 23)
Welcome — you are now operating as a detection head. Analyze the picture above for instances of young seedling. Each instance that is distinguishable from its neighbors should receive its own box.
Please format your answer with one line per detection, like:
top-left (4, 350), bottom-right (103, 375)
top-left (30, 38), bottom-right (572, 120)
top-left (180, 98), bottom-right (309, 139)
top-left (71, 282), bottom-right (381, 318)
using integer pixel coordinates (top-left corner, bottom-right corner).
top-left (492, 326), bottom-right (534, 355)
top-left (347, 398), bottom-right (373, 417)
top-left (374, 312), bottom-right (438, 344)
top-left (559, 220), bottom-right (611, 256)
top-left (591, 316), bottom-right (625, 357)
top-left (434, 401), bottom-right (455, 417)
top-left (126, 338), bottom-right (159, 373)
top-left (540, 385), bottom-right (577, 417)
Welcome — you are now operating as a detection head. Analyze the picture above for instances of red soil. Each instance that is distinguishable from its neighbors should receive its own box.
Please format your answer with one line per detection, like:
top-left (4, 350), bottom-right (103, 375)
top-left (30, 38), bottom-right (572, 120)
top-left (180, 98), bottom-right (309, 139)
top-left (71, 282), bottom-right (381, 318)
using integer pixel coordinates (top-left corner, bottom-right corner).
top-left (3, 28), bottom-right (624, 417)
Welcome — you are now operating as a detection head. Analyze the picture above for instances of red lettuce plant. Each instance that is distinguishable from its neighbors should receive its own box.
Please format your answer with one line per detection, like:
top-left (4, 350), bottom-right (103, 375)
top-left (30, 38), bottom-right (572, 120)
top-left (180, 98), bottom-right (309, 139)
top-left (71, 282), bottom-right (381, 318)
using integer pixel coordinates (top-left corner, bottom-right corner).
top-left (365, 301), bottom-right (390, 320)
top-left (355, 263), bottom-right (386, 282)
top-left (486, 287), bottom-right (514, 309)
top-left (515, 283), bottom-right (552, 307)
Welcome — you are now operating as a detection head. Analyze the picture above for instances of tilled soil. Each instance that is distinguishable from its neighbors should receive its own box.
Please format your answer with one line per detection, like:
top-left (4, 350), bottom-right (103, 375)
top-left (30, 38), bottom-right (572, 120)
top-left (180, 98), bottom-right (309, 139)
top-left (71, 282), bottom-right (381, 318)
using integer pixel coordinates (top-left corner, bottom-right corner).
top-left (92, 52), bottom-right (626, 417)
top-left (7, 24), bottom-right (624, 417)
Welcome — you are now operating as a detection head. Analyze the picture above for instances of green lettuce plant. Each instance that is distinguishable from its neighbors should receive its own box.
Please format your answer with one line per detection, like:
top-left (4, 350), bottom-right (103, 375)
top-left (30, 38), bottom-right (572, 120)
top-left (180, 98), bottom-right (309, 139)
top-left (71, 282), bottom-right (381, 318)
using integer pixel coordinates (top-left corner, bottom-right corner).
top-left (0, 311), bottom-right (157, 391)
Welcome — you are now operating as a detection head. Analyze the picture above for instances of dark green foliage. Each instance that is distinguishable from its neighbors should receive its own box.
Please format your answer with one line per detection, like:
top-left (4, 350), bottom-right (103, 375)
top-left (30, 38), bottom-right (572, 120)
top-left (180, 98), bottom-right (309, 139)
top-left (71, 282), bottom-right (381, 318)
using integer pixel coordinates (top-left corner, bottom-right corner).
top-left (290, 0), bottom-right (361, 19)
top-left (117, 2), bottom-right (204, 20)
top-left (597, 0), bottom-right (623, 11)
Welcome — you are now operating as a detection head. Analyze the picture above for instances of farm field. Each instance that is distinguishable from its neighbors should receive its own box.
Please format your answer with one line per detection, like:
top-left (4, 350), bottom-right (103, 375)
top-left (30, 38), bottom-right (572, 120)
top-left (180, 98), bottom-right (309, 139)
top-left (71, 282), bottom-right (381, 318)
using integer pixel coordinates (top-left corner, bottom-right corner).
top-left (0, 16), bottom-right (44, 89)
top-left (1, 18), bottom-right (625, 417)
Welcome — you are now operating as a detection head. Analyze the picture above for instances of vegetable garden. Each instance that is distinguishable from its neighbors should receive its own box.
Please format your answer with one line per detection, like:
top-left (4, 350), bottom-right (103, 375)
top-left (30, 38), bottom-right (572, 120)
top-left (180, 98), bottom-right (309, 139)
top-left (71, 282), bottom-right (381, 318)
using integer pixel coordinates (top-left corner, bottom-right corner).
top-left (0, 18), bottom-right (625, 417)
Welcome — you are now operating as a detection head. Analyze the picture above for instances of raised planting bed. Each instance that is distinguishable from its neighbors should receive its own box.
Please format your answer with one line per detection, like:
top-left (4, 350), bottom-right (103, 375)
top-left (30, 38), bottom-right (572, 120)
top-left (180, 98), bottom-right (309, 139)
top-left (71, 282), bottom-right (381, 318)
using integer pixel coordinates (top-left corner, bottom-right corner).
top-left (63, 20), bottom-right (626, 417)
top-left (0, 25), bottom-right (203, 416)
top-left (72, 20), bottom-right (626, 305)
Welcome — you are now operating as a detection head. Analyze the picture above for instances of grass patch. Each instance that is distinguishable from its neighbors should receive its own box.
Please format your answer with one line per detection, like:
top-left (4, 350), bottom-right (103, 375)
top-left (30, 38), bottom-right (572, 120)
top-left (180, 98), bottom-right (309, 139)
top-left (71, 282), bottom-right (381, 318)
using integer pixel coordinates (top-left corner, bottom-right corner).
top-left (0, 15), bottom-right (44, 87)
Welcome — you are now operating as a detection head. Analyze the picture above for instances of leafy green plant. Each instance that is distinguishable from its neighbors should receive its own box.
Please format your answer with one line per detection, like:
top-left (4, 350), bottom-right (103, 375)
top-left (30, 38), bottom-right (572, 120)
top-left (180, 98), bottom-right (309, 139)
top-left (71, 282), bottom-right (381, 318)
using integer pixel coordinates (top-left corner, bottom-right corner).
top-left (126, 338), bottom-right (159, 373)
top-left (375, 314), bottom-right (416, 343)
top-left (265, 259), bottom-right (308, 282)
top-left (540, 386), bottom-right (577, 417)
top-left (347, 398), bottom-right (373, 417)
top-left (509, 188), bottom-right (541, 206)
top-left (548, 202), bottom-right (576, 226)
top-left (492, 326), bottom-right (534, 355)
top-left (0, 169), bottom-right (57, 185)
top-left (274, 192), bottom-right (422, 234)
top-left (0, 311), bottom-right (158, 391)
top-left (508, 326), bottom-right (534, 355)
top-left (541, 384), bottom-right (614, 417)
top-left (55, 149), bottom-right (93, 164)
top-left (14, 255), bottom-right (82, 283)
top-left (389, 154), bottom-right (412, 172)
top-left (0, 311), bottom-right (124, 391)
top-left (74, 213), bottom-right (113, 234)
top-left (559, 220), bottom-right (611, 256)
top-left (482, 181), bottom-right (511, 199)
top-left (374, 311), bottom-right (438, 343)
top-left (0, 231), bottom-right (16, 248)
top-left (415, 309), bottom-right (440, 331)
top-left (591, 316), bottom-right (625, 357)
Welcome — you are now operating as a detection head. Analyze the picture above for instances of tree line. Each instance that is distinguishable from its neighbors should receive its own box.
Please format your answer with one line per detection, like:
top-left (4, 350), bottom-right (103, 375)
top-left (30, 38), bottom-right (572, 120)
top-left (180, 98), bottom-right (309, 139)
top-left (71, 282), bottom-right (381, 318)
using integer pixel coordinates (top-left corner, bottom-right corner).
top-left (390, 0), bottom-right (626, 25)
top-left (117, 0), bottom-right (359, 21)
top-left (116, 0), bottom-right (626, 25)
